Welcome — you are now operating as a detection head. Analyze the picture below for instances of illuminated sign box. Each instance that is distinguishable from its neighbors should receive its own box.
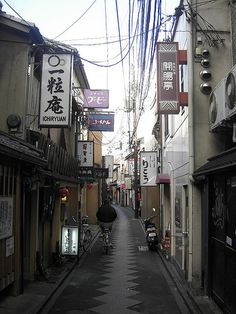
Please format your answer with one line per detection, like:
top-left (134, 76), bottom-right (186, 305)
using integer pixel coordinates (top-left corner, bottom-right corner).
top-left (61, 226), bottom-right (78, 256)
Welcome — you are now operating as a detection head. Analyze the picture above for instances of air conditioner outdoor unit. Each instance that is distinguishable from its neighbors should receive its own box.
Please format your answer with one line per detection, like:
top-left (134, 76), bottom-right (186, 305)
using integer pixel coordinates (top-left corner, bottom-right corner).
top-left (225, 64), bottom-right (236, 121)
top-left (209, 78), bottom-right (227, 132)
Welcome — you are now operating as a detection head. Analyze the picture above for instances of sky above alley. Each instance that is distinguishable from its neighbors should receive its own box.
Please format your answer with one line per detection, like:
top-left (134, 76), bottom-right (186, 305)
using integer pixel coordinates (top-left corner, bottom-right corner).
top-left (2, 0), bottom-right (179, 154)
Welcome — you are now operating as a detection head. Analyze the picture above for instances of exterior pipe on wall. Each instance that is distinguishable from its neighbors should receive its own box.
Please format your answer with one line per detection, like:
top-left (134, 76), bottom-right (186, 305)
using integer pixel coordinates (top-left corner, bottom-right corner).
top-left (168, 161), bottom-right (175, 258)
top-left (187, 5), bottom-right (194, 284)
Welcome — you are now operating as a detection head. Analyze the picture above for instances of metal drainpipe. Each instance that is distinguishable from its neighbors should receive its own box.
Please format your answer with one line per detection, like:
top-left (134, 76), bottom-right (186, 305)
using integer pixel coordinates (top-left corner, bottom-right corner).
top-left (168, 161), bottom-right (176, 258)
top-left (25, 55), bottom-right (34, 131)
top-left (187, 9), bottom-right (194, 283)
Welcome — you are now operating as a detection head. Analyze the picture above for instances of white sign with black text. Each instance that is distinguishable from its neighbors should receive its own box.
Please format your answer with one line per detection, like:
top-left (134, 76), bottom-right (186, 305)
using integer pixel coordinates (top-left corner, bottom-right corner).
top-left (77, 141), bottom-right (94, 167)
top-left (39, 53), bottom-right (73, 127)
top-left (140, 151), bottom-right (157, 186)
top-left (61, 226), bottom-right (78, 256)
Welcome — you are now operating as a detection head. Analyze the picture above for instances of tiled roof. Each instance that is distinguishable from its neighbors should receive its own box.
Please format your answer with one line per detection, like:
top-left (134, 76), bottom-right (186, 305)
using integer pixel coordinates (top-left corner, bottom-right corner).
top-left (194, 147), bottom-right (236, 178)
top-left (0, 9), bottom-right (43, 43)
top-left (0, 132), bottom-right (47, 166)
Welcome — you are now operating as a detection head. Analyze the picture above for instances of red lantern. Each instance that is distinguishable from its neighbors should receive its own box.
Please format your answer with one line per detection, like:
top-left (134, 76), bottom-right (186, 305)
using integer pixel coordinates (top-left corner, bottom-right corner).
top-left (86, 182), bottom-right (93, 189)
top-left (58, 187), bottom-right (69, 198)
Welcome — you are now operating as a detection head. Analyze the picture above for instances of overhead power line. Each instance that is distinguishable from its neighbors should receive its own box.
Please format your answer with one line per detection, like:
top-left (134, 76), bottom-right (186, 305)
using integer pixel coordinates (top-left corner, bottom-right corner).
top-left (53, 0), bottom-right (97, 40)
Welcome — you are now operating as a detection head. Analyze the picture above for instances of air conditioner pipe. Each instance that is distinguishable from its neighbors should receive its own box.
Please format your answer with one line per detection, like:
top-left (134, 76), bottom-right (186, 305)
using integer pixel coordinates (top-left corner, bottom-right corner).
top-left (188, 11), bottom-right (194, 285)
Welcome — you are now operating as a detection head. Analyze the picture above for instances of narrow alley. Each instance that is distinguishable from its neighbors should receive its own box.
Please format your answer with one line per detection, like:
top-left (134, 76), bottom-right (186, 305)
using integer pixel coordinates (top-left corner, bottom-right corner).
top-left (39, 206), bottom-right (195, 314)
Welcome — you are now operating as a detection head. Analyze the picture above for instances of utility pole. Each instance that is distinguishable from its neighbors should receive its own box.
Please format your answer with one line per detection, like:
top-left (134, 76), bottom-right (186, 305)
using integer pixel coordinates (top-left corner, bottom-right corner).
top-left (130, 53), bottom-right (139, 219)
top-left (133, 143), bottom-right (139, 219)
top-left (133, 97), bottom-right (139, 219)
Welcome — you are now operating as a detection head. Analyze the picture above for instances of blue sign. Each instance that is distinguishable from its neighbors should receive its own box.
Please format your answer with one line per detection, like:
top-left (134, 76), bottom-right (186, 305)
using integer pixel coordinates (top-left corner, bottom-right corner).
top-left (87, 114), bottom-right (114, 132)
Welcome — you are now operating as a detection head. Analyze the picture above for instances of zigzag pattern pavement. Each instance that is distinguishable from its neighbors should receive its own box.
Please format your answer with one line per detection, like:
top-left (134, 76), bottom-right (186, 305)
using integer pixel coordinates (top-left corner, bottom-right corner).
top-left (90, 214), bottom-right (142, 314)
top-left (48, 206), bottom-right (182, 314)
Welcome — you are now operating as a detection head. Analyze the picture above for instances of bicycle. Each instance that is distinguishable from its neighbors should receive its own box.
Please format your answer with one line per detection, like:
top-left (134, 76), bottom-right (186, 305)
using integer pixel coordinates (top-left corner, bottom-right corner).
top-left (72, 215), bottom-right (92, 252)
top-left (102, 227), bottom-right (111, 254)
top-left (98, 222), bottom-right (113, 254)
top-left (80, 215), bottom-right (92, 252)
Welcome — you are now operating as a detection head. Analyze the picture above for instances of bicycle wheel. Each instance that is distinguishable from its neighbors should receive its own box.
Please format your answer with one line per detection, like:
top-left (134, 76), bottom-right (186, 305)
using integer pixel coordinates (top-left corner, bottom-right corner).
top-left (104, 231), bottom-right (110, 254)
top-left (82, 229), bottom-right (92, 252)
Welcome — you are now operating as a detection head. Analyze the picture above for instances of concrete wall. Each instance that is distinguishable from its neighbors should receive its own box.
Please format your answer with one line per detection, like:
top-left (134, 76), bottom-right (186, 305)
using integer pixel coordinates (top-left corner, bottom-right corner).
top-left (0, 38), bottom-right (29, 137)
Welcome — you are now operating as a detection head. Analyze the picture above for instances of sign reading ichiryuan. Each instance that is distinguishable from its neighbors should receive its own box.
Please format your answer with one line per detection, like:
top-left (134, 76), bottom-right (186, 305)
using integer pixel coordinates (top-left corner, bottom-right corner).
top-left (157, 42), bottom-right (180, 114)
top-left (140, 151), bottom-right (157, 186)
top-left (77, 141), bottom-right (94, 167)
top-left (84, 89), bottom-right (109, 108)
top-left (39, 54), bottom-right (72, 127)
top-left (87, 113), bottom-right (114, 132)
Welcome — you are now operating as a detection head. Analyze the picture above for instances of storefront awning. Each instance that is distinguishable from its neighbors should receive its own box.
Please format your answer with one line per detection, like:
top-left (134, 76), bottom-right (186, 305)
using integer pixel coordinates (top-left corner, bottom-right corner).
top-left (194, 147), bottom-right (236, 180)
top-left (0, 131), bottom-right (47, 166)
top-left (156, 173), bottom-right (170, 184)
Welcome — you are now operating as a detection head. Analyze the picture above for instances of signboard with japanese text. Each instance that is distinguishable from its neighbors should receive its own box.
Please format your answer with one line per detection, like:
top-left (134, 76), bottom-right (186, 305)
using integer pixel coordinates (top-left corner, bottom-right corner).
top-left (128, 158), bottom-right (134, 175)
top-left (61, 226), bottom-right (78, 256)
top-left (140, 151), bottom-right (157, 186)
top-left (77, 141), bottom-right (94, 167)
top-left (0, 197), bottom-right (13, 240)
top-left (39, 53), bottom-right (73, 127)
top-left (78, 167), bottom-right (94, 178)
top-left (125, 177), bottom-right (132, 189)
top-left (87, 113), bottom-right (114, 132)
top-left (84, 89), bottom-right (109, 108)
top-left (94, 168), bottom-right (109, 179)
top-left (78, 167), bottom-right (108, 179)
top-left (157, 42), bottom-right (180, 114)
top-left (104, 155), bottom-right (114, 178)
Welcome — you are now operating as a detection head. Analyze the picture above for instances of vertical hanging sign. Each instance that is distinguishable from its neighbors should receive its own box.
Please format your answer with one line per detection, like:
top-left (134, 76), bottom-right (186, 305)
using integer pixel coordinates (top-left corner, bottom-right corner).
top-left (104, 155), bottom-right (114, 178)
top-left (140, 151), bottom-right (157, 186)
top-left (157, 42), bottom-right (180, 114)
top-left (39, 53), bottom-right (73, 127)
top-left (128, 158), bottom-right (134, 175)
top-left (77, 141), bottom-right (94, 167)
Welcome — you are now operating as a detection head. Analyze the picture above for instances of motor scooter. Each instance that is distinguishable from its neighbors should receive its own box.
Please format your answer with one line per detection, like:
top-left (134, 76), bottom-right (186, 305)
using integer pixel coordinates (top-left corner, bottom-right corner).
top-left (143, 208), bottom-right (159, 251)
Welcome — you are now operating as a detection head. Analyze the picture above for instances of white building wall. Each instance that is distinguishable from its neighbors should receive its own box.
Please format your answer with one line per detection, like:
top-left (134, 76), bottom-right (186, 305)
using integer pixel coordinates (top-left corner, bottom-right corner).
top-left (161, 0), bottom-right (232, 289)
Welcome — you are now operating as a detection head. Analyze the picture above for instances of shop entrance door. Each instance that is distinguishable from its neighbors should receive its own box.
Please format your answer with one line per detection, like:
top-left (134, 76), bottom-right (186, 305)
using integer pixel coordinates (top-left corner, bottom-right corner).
top-left (210, 174), bottom-right (236, 313)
